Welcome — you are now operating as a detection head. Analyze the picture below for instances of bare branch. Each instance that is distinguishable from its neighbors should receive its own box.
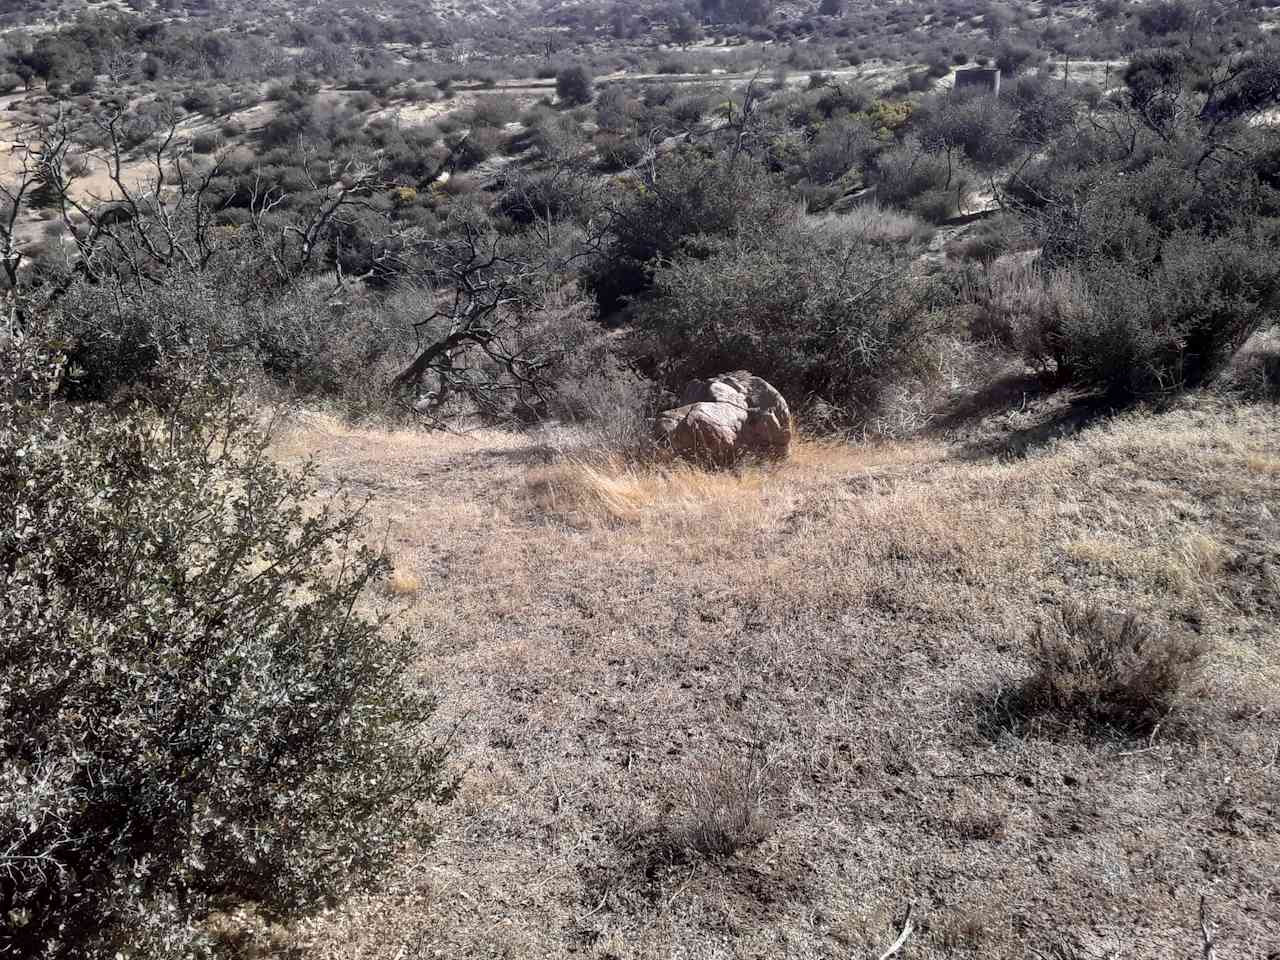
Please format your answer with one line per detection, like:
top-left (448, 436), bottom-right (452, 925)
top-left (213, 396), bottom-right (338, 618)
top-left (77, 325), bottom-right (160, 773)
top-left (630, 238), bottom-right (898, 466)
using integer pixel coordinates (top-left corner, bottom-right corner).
top-left (1200, 896), bottom-right (1218, 960)
top-left (876, 903), bottom-right (914, 960)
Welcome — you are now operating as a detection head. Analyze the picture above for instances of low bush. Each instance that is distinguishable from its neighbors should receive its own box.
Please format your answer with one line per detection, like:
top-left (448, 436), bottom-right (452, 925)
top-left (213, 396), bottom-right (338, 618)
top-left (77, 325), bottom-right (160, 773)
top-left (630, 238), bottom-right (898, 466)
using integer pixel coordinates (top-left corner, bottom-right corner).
top-left (584, 149), bottom-right (793, 312)
top-left (451, 126), bottom-right (505, 169)
top-left (946, 213), bottom-right (1026, 263)
top-left (951, 260), bottom-right (1090, 359)
top-left (470, 94), bottom-right (521, 128)
top-left (812, 203), bottom-right (935, 247)
top-left (1010, 602), bottom-right (1210, 737)
top-left (595, 132), bottom-right (647, 172)
top-left (637, 221), bottom-right (939, 416)
top-left (804, 114), bottom-right (878, 185)
top-left (0, 345), bottom-right (456, 958)
top-left (556, 64), bottom-right (594, 106)
top-left (871, 144), bottom-right (972, 223)
top-left (1006, 51), bottom-right (1280, 397)
top-left (1052, 231), bottom-right (1280, 395)
top-left (190, 131), bottom-right (221, 154)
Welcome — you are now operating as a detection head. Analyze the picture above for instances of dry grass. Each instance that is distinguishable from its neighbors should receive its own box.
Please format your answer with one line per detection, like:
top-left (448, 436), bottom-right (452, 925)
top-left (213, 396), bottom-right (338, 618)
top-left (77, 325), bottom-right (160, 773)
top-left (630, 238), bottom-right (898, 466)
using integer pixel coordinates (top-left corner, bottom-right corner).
top-left (622, 745), bottom-right (780, 867)
top-left (383, 567), bottom-right (424, 598)
top-left (521, 439), bottom-right (920, 528)
top-left (259, 398), bottom-right (1280, 959)
top-left (1006, 602), bottom-right (1211, 737)
top-left (810, 203), bottom-right (935, 246)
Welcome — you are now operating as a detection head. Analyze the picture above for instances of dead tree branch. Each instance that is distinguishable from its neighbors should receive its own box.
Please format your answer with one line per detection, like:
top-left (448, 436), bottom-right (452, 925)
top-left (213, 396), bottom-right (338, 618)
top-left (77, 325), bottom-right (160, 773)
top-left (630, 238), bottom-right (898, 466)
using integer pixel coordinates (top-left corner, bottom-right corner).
top-left (876, 903), bottom-right (914, 960)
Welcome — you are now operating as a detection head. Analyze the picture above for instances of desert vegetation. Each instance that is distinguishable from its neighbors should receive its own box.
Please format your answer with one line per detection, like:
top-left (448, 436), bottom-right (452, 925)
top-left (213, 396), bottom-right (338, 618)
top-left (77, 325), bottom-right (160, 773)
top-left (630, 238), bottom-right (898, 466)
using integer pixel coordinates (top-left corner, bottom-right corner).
top-left (1, 0), bottom-right (1279, 956)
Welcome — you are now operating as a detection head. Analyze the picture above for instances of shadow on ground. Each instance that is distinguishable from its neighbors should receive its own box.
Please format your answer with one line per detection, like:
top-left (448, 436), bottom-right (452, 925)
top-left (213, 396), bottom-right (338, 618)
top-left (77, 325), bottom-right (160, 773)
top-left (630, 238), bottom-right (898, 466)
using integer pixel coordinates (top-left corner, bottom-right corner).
top-left (928, 371), bottom-right (1120, 460)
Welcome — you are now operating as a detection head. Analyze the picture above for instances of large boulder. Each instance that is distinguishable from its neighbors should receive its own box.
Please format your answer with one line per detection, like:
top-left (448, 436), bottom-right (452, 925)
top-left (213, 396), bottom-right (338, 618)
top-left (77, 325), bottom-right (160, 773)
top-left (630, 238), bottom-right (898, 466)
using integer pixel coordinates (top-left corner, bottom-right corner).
top-left (655, 371), bottom-right (793, 466)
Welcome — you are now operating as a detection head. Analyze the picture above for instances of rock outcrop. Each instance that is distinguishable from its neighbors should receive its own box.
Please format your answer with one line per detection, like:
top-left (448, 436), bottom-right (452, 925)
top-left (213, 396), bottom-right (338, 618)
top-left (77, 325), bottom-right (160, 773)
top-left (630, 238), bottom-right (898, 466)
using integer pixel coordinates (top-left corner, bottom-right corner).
top-left (655, 371), bottom-right (792, 466)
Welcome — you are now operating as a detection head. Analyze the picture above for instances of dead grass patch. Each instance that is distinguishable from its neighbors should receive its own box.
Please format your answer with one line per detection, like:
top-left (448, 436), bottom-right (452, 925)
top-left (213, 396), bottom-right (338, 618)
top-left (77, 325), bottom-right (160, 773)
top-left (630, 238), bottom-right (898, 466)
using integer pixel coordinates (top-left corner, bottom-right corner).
top-left (264, 399), bottom-right (1280, 959)
top-left (1159, 534), bottom-right (1231, 600)
top-left (1006, 602), bottom-right (1211, 738)
top-left (1245, 453), bottom-right (1280, 476)
top-left (524, 456), bottom-right (776, 528)
top-left (383, 566), bottom-right (423, 598)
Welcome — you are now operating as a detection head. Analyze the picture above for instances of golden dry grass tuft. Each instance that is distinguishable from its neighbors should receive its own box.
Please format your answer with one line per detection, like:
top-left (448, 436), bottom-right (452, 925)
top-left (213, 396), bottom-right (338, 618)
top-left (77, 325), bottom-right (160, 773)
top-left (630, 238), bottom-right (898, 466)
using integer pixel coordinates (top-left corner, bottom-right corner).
top-left (260, 399), bottom-right (1280, 960)
top-left (524, 456), bottom-right (773, 527)
top-left (383, 566), bottom-right (424, 598)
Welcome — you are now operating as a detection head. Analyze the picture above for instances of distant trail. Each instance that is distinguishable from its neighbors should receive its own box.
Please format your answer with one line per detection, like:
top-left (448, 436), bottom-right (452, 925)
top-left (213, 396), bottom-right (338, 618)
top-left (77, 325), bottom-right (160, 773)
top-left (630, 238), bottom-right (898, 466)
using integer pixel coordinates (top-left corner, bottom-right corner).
top-left (456, 63), bottom-right (899, 97)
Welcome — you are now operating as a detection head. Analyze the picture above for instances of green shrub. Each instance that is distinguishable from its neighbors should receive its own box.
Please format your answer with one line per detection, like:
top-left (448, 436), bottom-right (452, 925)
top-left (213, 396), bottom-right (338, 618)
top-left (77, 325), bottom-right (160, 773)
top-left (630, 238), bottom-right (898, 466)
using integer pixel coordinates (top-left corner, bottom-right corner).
top-left (637, 223), bottom-right (937, 415)
top-left (470, 94), bottom-right (521, 128)
top-left (1137, 0), bottom-right (1193, 36)
top-left (656, 57), bottom-right (693, 75)
top-left (190, 131), bottom-right (221, 154)
top-left (594, 85), bottom-right (631, 132)
top-left (556, 64), bottom-right (594, 106)
top-left (451, 126), bottom-right (505, 169)
top-left (1006, 48), bottom-right (1280, 397)
top-left (871, 144), bottom-right (972, 223)
top-left (0, 347), bottom-right (456, 958)
top-left (914, 90), bottom-right (1020, 169)
top-left (595, 133), bottom-right (647, 172)
top-left (1012, 603), bottom-right (1209, 736)
top-left (668, 93), bottom-right (710, 125)
top-left (1056, 232), bottom-right (1280, 394)
top-left (946, 212), bottom-right (1025, 263)
top-left (584, 149), bottom-right (792, 312)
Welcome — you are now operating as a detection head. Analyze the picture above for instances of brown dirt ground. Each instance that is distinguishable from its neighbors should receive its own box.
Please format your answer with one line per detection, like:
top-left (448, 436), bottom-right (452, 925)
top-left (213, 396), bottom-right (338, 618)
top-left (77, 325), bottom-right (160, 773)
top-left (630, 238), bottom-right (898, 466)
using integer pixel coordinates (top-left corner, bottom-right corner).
top-left (261, 395), bottom-right (1280, 959)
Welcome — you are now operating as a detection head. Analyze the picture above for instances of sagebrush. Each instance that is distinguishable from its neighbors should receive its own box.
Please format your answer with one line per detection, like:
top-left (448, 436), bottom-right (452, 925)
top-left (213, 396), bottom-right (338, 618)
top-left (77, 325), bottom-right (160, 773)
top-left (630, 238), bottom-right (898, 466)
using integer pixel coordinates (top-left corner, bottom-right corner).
top-left (0, 344), bottom-right (456, 959)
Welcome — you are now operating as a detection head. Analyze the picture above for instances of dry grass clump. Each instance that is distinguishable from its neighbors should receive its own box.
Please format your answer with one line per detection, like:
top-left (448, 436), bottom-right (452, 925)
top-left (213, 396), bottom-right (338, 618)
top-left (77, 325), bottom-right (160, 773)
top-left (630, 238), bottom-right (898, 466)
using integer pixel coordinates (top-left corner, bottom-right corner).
top-left (677, 747), bottom-right (778, 858)
top-left (809, 203), bottom-right (935, 246)
top-left (956, 260), bottom-right (1091, 363)
top-left (383, 566), bottom-right (424, 598)
top-left (1012, 602), bottom-right (1211, 737)
top-left (627, 746), bottom-right (778, 865)
top-left (524, 455), bottom-right (775, 527)
top-left (1160, 533), bottom-right (1232, 600)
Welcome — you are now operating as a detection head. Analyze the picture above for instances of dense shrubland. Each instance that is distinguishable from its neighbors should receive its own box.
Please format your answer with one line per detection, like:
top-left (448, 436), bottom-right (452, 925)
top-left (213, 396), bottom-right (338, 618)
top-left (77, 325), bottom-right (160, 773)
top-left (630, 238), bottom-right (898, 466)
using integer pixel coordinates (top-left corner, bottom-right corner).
top-left (1003, 45), bottom-right (1280, 395)
top-left (2, 14), bottom-right (1277, 414)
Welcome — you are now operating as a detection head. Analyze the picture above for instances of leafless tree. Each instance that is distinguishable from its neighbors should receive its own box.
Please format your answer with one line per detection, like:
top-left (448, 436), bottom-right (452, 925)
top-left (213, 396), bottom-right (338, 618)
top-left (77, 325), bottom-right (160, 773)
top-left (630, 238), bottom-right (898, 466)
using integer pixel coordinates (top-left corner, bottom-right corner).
top-left (391, 222), bottom-right (554, 420)
top-left (1, 96), bottom-right (568, 421)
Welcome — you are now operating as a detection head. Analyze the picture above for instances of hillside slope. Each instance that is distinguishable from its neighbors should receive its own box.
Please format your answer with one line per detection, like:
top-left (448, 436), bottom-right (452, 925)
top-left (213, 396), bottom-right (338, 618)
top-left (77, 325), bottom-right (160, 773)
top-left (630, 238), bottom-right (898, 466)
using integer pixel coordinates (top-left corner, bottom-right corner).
top-left (267, 397), bottom-right (1280, 958)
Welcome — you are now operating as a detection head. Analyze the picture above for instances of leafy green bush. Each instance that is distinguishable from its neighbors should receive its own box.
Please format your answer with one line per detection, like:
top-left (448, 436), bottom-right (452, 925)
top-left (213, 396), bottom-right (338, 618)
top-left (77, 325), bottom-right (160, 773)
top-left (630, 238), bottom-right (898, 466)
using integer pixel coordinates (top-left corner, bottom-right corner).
top-left (0, 346), bottom-right (455, 959)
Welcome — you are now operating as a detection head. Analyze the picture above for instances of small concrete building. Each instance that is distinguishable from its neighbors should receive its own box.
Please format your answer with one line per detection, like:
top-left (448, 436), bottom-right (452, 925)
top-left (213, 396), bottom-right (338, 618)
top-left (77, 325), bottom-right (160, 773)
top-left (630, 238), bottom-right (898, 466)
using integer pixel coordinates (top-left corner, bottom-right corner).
top-left (953, 68), bottom-right (1002, 97)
